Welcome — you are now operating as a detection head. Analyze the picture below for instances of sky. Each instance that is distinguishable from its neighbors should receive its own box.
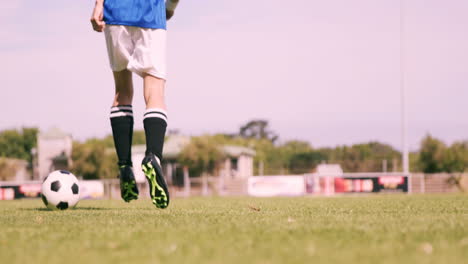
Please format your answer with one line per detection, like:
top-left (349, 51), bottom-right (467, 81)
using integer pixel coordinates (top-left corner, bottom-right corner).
top-left (1, 0), bottom-right (467, 150)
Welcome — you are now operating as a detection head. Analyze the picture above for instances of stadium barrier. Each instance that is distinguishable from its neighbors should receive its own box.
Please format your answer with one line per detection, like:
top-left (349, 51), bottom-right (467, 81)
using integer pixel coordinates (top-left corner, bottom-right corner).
top-left (0, 181), bottom-right (42, 200)
top-left (247, 176), bottom-right (305, 197)
top-left (246, 173), bottom-right (409, 197)
top-left (100, 176), bottom-right (222, 199)
top-left (1, 173), bottom-right (466, 200)
top-left (0, 180), bottom-right (105, 200)
top-left (410, 173), bottom-right (468, 194)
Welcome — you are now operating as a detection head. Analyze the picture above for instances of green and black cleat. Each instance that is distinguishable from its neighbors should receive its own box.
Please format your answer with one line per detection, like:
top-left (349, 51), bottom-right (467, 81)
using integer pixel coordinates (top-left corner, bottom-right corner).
top-left (141, 154), bottom-right (170, 209)
top-left (119, 165), bottom-right (139, 202)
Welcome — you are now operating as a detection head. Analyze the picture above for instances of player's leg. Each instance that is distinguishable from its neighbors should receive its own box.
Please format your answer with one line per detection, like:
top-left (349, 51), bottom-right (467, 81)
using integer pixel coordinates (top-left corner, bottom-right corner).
top-left (143, 75), bottom-right (167, 164)
top-left (112, 69), bottom-right (134, 106)
top-left (110, 69), bottom-right (139, 202)
top-left (141, 74), bottom-right (170, 209)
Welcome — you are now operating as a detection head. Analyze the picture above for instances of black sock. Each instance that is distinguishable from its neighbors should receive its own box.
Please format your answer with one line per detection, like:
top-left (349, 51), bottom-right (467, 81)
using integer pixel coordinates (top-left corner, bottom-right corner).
top-left (143, 108), bottom-right (167, 161)
top-left (110, 105), bottom-right (134, 167)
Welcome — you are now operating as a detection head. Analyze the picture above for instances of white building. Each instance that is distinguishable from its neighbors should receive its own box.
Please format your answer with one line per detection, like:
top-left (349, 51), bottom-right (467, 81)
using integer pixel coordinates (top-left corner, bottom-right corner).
top-left (130, 135), bottom-right (256, 183)
top-left (219, 145), bottom-right (255, 179)
top-left (37, 128), bottom-right (72, 180)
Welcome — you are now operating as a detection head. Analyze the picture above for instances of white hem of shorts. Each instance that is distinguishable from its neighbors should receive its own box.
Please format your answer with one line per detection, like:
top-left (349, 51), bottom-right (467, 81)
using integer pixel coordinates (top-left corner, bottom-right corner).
top-left (127, 60), bottom-right (167, 80)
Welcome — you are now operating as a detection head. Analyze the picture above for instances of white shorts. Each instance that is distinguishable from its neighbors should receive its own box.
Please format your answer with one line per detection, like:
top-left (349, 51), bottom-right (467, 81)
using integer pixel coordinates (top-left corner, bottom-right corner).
top-left (104, 25), bottom-right (167, 79)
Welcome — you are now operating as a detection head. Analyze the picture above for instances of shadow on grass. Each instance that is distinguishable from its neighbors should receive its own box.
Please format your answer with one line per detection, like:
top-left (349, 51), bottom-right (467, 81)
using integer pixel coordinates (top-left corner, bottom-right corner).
top-left (22, 207), bottom-right (111, 211)
top-left (21, 208), bottom-right (51, 211)
top-left (74, 207), bottom-right (112, 211)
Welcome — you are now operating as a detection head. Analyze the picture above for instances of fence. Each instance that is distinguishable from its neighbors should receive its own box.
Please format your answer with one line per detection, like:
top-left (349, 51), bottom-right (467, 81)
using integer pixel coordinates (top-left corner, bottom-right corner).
top-left (0, 173), bottom-right (466, 200)
top-left (410, 173), bottom-right (467, 194)
top-left (101, 176), bottom-right (225, 199)
top-left (100, 173), bottom-right (467, 198)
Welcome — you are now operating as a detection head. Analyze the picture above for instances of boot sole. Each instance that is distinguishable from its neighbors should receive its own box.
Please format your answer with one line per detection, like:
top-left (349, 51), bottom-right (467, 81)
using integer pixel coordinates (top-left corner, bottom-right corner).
top-left (142, 162), bottom-right (169, 209)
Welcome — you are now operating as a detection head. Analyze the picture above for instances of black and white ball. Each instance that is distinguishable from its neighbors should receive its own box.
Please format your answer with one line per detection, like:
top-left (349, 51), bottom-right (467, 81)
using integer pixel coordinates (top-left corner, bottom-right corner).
top-left (41, 170), bottom-right (80, 210)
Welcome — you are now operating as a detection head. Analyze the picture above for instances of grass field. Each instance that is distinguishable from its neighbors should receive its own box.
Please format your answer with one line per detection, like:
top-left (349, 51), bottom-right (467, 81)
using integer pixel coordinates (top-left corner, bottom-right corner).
top-left (1, 194), bottom-right (467, 264)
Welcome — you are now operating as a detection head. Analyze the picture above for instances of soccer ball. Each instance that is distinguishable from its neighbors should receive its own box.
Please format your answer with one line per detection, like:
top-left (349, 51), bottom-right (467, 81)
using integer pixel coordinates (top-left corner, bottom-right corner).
top-left (41, 170), bottom-right (80, 210)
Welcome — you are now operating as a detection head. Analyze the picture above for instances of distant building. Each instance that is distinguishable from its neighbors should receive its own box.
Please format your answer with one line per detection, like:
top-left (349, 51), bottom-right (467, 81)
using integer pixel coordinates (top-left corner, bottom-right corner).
top-left (315, 164), bottom-right (343, 176)
top-left (37, 128), bottom-right (72, 180)
top-left (130, 135), bottom-right (256, 184)
top-left (219, 145), bottom-right (255, 179)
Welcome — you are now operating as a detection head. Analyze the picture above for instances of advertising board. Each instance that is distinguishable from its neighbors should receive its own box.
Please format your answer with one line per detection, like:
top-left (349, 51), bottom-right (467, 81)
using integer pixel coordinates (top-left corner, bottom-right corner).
top-left (334, 175), bottom-right (408, 193)
top-left (0, 180), bottom-right (105, 200)
top-left (79, 181), bottom-right (105, 199)
top-left (247, 176), bottom-right (305, 197)
top-left (0, 183), bottom-right (42, 199)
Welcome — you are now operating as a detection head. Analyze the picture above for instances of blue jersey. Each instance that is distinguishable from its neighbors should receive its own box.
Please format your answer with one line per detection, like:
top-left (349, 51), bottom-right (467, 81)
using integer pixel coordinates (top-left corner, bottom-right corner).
top-left (104, 0), bottom-right (166, 29)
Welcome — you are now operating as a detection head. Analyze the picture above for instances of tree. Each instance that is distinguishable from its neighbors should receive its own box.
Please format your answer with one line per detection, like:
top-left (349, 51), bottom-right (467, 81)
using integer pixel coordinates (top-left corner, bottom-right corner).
top-left (0, 127), bottom-right (38, 165)
top-left (409, 152), bottom-right (421, 172)
top-left (322, 142), bottom-right (400, 172)
top-left (179, 136), bottom-right (225, 177)
top-left (418, 135), bottom-right (446, 173)
top-left (71, 140), bottom-right (118, 179)
top-left (443, 141), bottom-right (468, 173)
top-left (289, 151), bottom-right (327, 174)
top-left (239, 119), bottom-right (278, 143)
top-left (132, 130), bottom-right (147, 145)
top-left (0, 158), bottom-right (18, 181)
top-left (276, 140), bottom-right (313, 174)
top-left (280, 140), bottom-right (313, 156)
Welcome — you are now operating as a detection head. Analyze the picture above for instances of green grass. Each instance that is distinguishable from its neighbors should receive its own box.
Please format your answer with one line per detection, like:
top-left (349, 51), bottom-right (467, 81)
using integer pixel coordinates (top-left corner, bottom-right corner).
top-left (0, 195), bottom-right (467, 264)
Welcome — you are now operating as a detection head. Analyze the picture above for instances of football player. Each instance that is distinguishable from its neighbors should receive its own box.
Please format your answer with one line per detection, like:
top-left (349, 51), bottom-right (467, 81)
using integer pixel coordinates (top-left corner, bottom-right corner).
top-left (90, 0), bottom-right (180, 209)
